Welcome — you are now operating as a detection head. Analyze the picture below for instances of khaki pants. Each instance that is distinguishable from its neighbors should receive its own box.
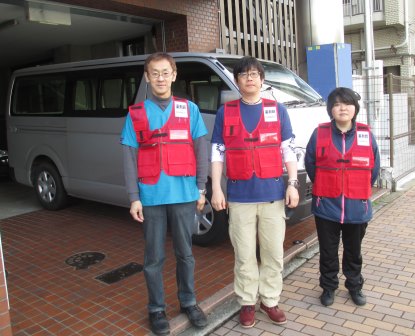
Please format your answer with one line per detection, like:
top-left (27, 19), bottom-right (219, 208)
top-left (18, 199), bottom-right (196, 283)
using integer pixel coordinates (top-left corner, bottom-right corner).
top-left (228, 201), bottom-right (286, 307)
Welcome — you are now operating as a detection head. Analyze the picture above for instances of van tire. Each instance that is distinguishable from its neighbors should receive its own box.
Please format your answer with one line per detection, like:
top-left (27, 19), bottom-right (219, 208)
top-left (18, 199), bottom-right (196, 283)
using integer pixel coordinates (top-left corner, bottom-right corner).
top-left (33, 162), bottom-right (68, 210)
top-left (192, 180), bottom-right (229, 246)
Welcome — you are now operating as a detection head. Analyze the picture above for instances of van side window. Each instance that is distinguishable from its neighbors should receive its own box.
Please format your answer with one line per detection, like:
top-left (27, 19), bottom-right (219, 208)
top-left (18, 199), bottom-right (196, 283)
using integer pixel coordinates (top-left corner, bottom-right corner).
top-left (101, 78), bottom-right (123, 109)
top-left (174, 62), bottom-right (229, 113)
top-left (99, 75), bottom-right (139, 110)
top-left (71, 66), bottom-right (142, 117)
top-left (12, 76), bottom-right (66, 115)
top-left (74, 79), bottom-right (97, 111)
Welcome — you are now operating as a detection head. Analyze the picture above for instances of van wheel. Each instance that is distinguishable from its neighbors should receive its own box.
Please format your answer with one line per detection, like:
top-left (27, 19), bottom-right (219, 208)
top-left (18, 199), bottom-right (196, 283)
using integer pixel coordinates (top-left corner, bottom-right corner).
top-left (192, 181), bottom-right (229, 247)
top-left (33, 162), bottom-right (68, 210)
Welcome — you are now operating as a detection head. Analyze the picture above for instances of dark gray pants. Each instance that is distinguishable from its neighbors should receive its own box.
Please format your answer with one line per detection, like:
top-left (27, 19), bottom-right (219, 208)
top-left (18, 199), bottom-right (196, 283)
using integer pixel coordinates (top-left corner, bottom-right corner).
top-left (143, 202), bottom-right (197, 313)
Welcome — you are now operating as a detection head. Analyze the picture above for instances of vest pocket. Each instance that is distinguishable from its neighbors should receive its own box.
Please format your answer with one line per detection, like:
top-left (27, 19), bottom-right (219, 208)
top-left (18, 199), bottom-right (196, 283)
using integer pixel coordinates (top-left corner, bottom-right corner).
top-left (314, 169), bottom-right (339, 198)
top-left (256, 147), bottom-right (281, 177)
top-left (344, 170), bottom-right (371, 199)
top-left (165, 144), bottom-right (195, 176)
top-left (226, 150), bottom-right (251, 179)
top-left (138, 146), bottom-right (160, 178)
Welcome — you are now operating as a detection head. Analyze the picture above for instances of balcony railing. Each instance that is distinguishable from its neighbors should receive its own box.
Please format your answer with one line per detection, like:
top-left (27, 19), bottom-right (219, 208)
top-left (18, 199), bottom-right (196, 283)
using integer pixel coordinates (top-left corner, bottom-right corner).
top-left (343, 0), bottom-right (383, 16)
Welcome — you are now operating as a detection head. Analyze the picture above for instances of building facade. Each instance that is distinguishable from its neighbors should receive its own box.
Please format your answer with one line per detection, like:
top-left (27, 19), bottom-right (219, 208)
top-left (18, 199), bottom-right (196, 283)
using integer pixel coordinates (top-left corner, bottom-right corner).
top-left (343, 0), bottom-right (415, 77)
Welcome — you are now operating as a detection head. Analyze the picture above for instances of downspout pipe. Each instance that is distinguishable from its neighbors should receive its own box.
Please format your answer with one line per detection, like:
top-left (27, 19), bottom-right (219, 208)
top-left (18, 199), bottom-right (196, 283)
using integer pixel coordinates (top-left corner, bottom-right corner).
top-left (364, 0), bottom-right (374, 127)
top-left (351, 0), bottom-right (408, 54)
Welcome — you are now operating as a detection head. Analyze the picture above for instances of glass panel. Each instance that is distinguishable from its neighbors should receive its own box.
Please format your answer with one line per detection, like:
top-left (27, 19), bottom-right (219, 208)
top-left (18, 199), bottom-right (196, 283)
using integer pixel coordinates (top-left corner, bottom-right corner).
top-left (74, 79), bottom-right (97, 111)
top-left (101, 78), bottom-right (123, 109)
top-left (13, 77), bottom-right (65, 115)
top-left (218, 57), bottom-right (322, 105)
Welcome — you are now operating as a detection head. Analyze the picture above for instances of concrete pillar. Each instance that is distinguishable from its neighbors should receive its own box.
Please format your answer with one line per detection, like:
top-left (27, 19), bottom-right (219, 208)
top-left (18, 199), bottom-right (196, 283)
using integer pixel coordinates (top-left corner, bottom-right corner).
top-left (295, 0), bottom-right (345, 81)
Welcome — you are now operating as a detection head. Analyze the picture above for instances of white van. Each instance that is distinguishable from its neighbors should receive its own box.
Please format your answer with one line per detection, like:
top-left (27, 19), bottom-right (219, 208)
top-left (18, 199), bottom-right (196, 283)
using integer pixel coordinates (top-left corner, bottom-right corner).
top-left (6, 53), bottom-right (328, 246)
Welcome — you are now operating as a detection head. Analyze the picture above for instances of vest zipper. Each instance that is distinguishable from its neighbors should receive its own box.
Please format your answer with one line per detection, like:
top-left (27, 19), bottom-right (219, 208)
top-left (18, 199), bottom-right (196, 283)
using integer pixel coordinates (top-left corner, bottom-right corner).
top-left (341, 133), bottom-right (346, 224)
top-left (158, 129), bottom-right (164, 172)
top-left (249, 133), bottom-right (255, 175)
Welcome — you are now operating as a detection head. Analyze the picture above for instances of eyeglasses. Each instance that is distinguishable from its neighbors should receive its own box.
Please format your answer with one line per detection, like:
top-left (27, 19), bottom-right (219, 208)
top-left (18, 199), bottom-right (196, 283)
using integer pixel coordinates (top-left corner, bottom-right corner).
top-left (148, 70), bottom-right (174, 79)
top-left (238, 71), bottom-right (261, 79)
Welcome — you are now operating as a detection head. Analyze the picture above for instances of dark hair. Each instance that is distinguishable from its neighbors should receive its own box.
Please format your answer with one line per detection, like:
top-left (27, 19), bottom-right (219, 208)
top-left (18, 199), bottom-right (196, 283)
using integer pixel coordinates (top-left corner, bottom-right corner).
top-left (326, 87), bottom-right (361, 120)
top-left (144, 52), bottom-right (177, 73)
top-left (233, 56), bottom-right (265, 81)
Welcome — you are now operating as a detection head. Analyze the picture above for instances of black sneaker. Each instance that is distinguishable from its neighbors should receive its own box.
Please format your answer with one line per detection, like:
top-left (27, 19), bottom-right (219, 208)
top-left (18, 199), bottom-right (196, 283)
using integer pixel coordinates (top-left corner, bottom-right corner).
top-left (149, 311), bottom-right (170, 335)
top-left (180, 304), bottom-right (208, 328)
top-left (349, 289), bottom-right (366, 306)
top-left (320, 289), bottom-right (335, 306)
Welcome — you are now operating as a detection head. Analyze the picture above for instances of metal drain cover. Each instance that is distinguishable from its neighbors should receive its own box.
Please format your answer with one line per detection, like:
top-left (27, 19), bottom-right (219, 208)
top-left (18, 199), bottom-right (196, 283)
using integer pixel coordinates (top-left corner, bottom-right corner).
top-left (65, 252), bottom-right (105, 270)
top-left (95, 262), bottom-right (143, 284)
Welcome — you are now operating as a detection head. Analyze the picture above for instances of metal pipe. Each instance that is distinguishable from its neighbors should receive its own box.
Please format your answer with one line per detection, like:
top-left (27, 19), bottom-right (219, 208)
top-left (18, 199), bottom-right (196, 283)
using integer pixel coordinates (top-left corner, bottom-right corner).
top-left (387, 73), bottom-right (396, 191)
top-left (364, 0), bottom-right (374, 127)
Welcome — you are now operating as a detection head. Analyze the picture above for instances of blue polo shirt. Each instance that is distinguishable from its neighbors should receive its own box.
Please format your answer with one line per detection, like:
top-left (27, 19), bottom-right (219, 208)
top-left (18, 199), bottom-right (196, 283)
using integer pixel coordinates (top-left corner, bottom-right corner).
top-left (211, 101), bottom-right (294, 202)
top-left (121, 99), bottom-right (208, 206)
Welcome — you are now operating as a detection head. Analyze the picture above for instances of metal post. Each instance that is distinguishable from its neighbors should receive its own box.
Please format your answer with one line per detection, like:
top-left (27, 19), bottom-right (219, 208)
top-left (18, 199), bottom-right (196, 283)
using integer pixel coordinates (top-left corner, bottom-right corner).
top-left (364, 0), bottom-right (374, 127)
top-left (388, 73), bottom-right (396, 191)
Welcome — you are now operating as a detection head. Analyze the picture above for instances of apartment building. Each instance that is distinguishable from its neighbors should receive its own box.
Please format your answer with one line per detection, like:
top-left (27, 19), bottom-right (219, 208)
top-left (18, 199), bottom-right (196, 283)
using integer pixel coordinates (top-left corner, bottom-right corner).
top-left (343, 0), bottom-right (415, 77)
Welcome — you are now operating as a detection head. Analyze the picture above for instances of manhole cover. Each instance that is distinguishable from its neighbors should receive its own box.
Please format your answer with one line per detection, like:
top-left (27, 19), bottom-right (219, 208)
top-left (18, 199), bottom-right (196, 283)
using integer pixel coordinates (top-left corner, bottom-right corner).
top-left (65, 252), bottom-right (105, 270)
top-left (95, 262), bottom-right (143, 284)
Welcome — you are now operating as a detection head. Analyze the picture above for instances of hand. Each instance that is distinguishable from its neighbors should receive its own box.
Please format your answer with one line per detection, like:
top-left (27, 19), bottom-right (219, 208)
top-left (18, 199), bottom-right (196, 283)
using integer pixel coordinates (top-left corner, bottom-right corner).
top-left (285, 185), bottom-right (299, 208)
top-left (211, 189), bottom-right (227, 211)
top-left (130, 200), bottom-right (144, 222)
top-left (196, 194), bottom-right (206, 212)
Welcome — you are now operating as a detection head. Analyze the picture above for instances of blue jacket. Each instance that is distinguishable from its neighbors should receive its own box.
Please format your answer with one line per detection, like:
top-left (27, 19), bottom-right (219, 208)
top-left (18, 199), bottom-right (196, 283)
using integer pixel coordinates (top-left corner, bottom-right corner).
top-left (305, 120), bottom-right (380, 224)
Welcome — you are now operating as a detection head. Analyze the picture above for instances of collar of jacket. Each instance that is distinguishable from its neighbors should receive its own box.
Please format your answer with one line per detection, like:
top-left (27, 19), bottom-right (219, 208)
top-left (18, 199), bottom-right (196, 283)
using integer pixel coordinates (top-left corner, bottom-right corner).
top-left (331, 119), bottom-right (356, 136)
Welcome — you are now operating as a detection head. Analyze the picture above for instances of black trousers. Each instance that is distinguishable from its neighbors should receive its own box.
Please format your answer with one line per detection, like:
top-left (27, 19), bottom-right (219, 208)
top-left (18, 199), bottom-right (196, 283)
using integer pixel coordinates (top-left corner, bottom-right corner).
top-left (315, 216), bottom-right (367, 292)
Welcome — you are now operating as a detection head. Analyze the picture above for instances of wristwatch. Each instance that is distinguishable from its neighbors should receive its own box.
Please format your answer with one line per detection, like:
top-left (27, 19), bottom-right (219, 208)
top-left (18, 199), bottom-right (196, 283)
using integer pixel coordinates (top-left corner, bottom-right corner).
top-left (287, 179), bottom-right (300, 189)
top-left (198, 189), bottom-right (207, 195)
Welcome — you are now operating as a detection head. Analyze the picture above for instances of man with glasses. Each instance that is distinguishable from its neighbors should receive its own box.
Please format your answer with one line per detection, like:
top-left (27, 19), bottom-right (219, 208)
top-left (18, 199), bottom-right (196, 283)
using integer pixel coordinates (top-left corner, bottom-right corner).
top-left (121, 52), bottom-right (208, 335)
top-left (211, 56), bottom-right (299, 328)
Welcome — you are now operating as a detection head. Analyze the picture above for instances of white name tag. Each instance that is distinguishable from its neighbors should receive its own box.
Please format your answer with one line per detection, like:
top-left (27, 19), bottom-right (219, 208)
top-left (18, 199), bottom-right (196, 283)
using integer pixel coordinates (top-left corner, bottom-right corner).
top-left (170, 129), bottom-right (188, 140)
top-left (175, 102), bottom-right (188, 118)
top-left (263, 107), bottom-right (278, 122)
top-left (357, 131), bottom-right (370, 146)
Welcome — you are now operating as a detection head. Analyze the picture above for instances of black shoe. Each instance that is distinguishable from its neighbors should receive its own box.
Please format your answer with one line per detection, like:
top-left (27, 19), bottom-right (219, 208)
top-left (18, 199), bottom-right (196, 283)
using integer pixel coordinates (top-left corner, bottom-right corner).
top-left (349, 289), bottom-right (366, 306)
top-left (320, 289), bottom-right (335, 306)
top-left (149, 311), bottom-right (170, 335)
top-left (180, 304), bottom-right (208, 328)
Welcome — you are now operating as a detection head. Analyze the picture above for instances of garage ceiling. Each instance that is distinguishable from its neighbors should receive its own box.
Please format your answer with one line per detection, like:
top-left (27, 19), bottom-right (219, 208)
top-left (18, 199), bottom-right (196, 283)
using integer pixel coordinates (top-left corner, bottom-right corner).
top-left (0, 0), bottom-right (157, 69)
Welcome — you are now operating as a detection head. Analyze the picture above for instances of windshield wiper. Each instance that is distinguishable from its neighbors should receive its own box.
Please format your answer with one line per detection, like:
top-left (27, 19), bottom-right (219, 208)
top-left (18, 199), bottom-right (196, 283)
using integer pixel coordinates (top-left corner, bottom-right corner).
top-left (283, 100), bottom-right (307, 107)
top-left (307, 98), bottom-right (325, 106)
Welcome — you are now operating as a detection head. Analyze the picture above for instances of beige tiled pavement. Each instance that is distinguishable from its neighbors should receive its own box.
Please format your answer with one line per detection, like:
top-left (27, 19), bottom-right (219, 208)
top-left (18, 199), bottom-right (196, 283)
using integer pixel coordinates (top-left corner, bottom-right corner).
top-left (208, 183), bottom-right (415, 336)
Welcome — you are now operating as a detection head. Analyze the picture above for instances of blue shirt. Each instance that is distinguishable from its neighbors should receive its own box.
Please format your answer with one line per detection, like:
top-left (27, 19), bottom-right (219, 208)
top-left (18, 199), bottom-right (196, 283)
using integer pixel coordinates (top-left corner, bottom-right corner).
top-left (211, 101), bottom-right (294, 202)
top-left (121, 99), bottom-right (208, 206)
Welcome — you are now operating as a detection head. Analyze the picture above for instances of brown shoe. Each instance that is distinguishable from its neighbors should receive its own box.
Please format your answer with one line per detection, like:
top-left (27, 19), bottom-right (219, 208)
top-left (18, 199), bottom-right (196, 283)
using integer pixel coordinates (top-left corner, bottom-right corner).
top-left (239, 305), bottom-right (256, 328)
top-left (259, 303), bottom-right (287, 325)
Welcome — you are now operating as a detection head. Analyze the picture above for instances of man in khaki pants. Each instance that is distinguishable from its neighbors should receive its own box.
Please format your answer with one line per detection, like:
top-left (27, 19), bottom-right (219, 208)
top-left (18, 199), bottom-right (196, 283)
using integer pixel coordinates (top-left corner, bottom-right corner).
top-left (210, 56), bottom-right (299, 328)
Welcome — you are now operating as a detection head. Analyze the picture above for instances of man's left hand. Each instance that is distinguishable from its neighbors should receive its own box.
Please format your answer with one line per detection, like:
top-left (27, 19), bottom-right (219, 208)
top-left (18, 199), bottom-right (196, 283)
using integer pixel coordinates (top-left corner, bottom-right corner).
top-left (285, 186), bottom-right (299, 208)
top-left (196, 194), bottom-right (206, 212)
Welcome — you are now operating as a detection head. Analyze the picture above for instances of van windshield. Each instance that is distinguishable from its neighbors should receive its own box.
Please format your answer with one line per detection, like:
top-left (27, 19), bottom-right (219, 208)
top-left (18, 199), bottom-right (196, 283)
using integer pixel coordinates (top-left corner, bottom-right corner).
top-left (217, 57), bottom-right (323, 105)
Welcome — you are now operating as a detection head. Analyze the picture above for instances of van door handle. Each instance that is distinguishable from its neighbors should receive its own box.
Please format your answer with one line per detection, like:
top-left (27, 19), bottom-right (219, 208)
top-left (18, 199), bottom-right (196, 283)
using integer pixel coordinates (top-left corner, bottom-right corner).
top-left (9, 126), bottom-right (18, 133)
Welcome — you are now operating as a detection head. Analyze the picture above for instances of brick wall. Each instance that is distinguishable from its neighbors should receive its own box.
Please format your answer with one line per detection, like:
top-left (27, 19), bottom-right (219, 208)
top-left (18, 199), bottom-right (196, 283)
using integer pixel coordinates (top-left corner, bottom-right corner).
top-left (0, 237), bottom-right (11, 336)
top-left (56, 0), bottom-right (220, 53)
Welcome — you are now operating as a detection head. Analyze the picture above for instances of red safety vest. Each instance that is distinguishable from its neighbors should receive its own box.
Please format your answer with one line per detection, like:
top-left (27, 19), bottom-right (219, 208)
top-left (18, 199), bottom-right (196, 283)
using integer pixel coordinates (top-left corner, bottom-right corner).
top-left (223, 99), bottom-right (283, 180)
top-left (129, 97), bottom-right (196, 185)
top-left (313, 122), bottom-right (374, 199)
